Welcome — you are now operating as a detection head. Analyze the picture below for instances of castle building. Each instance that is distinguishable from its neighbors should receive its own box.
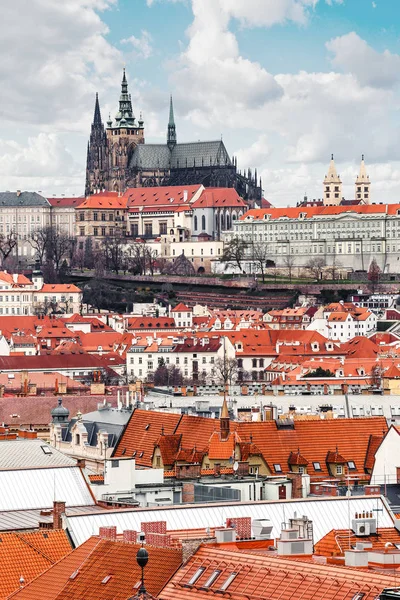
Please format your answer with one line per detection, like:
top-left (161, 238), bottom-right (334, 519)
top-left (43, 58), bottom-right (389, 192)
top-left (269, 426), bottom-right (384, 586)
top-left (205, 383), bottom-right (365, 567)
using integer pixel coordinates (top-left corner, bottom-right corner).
top-left (85, 70), bottom-right (261, 201)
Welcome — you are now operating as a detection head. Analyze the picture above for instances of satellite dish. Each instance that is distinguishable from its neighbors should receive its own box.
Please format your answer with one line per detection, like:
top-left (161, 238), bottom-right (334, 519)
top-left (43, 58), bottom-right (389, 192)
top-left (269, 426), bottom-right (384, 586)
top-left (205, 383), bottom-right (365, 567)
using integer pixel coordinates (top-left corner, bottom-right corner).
top-left (233, 461), bottom-right (239, 472)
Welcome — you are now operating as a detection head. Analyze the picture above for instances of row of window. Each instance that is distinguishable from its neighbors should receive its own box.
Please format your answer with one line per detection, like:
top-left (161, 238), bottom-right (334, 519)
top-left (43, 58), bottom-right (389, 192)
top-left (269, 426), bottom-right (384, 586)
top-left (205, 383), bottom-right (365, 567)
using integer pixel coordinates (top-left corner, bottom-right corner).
top-left (130, 355), bottom-right (215, 365)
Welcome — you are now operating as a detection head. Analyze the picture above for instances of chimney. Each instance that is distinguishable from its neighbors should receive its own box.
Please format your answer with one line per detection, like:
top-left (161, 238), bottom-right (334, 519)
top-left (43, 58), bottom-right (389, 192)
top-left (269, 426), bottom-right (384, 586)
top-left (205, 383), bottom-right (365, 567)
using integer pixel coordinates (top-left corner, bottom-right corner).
top-left (16, 190), bottom-right (21, 197)
top-left (183, 190), bottom-right (188, 202)
top-left (99, 526), bottom-right (117, 541)
top-left (123, 530), bottom-right (138, 543)
top-left (53, 500), bottom-right (66, 529)
top-left (12, 273), bottom-right (18, 283)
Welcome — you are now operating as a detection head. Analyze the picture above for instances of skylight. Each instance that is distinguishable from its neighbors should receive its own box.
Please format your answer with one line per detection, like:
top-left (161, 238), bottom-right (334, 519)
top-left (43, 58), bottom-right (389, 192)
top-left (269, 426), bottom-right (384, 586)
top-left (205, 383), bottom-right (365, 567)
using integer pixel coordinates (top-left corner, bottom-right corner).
top-left (220, 572), bottom-right (237, 591)
top-left (101, 575), bottom-right (112, 584)
top-left (274, 464), bottom-right (282, 473)
top-left (348, 461), bottom-right (356, 470)
top-left (41, 445), bottom-right (53, 455)
top-left (313, 462), bottom-right (322, 471)
top-left (203, 570), bottom-right (221, 588)
top-left (188, 567), bottom-right (205, 585)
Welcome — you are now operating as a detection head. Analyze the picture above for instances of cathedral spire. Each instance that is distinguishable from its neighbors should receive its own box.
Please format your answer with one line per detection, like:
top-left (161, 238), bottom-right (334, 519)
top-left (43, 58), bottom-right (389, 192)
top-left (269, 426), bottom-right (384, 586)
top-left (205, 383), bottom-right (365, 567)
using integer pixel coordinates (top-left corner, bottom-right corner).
top-left (114, 68), bottom-right (135, 127)
top-left (93, 93), bottom-right (102, 126)
top-left (167, 95), bottom-right (177, 150)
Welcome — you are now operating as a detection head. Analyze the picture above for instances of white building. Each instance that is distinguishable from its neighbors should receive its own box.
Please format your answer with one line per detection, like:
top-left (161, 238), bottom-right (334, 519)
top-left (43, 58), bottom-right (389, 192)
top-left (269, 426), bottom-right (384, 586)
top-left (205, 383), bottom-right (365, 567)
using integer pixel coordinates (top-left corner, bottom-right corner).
top-left (307, 303), bottom-right (377, 342)
top-left (127, 334), bottom-right (235, 383)
top-left (0, 270), bottom-right (81, 315)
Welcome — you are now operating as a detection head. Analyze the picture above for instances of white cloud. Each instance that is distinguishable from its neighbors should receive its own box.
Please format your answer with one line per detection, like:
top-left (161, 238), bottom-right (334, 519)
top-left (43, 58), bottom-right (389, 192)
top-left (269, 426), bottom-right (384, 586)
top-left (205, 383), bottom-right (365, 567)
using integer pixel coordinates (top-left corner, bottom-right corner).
top-left (0, 0), bottom-right (122, 130)
top-left (0, 133), bottom-right (84, 195)
top-left (235, 135), bottom-right (271, 169)
top-left (121, 30), bottom-right (153, 59)
top-left (326, 31), bottom-right (400, 88)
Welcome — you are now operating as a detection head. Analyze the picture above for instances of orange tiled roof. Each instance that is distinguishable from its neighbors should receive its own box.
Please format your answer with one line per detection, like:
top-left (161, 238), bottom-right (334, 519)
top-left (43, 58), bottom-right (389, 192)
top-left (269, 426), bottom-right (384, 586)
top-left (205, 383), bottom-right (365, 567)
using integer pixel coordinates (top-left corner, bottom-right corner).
top-left (161, 544), bottom-right (399, 600)
top-left (78, 195), bottom-right (128, 210)
top-left (365, 434), bottom-right (384, 470)
top-left (40, 284), bottom-right (81, 293)
top-left (315, 527), bottom-right (400, 556)
top-left (171, 303), bottom-right (191, 312)
top-left (0, 530), bottom-right (72, 598)
top-left (208, 430), bottom-right (238, 460)
top-left (8, 536), bottom-right (100, 600)
top-left (113, 409), bottom-right (182, 466)
top-left (13, 538), bottom-right (182, 600)
top-left (0, 272), bottom-right (32, 286)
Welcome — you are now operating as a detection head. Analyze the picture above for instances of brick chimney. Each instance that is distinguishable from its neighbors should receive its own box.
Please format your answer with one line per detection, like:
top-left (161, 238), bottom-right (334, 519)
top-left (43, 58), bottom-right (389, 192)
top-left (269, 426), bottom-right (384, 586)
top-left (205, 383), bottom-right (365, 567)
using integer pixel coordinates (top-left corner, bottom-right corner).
top-left (123, 530), bottom-right (138, 543)
top-left (99, 526), bottom-right (117, 541)
top-left (53, 500), bottom-right (66, 529)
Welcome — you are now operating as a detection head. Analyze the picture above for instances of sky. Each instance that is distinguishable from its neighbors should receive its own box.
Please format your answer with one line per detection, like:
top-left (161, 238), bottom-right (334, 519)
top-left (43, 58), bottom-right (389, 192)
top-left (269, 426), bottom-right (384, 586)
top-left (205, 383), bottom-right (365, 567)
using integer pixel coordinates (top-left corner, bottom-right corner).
top-left (2, 0), bottom-right (400, 206)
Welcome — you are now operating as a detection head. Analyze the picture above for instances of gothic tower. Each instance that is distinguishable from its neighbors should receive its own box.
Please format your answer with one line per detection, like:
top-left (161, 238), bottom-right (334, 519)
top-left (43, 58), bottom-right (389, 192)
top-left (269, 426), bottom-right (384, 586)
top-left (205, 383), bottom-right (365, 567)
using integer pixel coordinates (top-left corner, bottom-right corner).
top-left (105, 68), bottom-right (145, 193)
top-left (355, 154), bottom-right (371, 204)
top-left (85, 93), bottom-right (108, 196)
top-left (323, 154), bottom-right (342, 206)
top-left (167, 95), bottom-right (177, 150)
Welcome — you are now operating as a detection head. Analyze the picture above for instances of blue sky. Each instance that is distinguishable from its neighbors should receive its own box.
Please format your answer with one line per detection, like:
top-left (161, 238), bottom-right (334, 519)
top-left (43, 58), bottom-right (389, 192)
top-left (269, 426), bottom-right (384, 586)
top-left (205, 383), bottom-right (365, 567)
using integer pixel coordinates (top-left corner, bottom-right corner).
top-left (1, 0), bottom-right (400, 205)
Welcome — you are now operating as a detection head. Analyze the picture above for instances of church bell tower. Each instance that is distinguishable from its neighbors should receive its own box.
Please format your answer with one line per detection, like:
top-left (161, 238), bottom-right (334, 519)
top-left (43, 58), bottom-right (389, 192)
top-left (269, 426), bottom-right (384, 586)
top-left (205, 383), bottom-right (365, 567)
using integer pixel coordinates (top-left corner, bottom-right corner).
top-left (323, 154), bottom-right (342, 206)
top-left (355, 155), bottom-right (371, 204)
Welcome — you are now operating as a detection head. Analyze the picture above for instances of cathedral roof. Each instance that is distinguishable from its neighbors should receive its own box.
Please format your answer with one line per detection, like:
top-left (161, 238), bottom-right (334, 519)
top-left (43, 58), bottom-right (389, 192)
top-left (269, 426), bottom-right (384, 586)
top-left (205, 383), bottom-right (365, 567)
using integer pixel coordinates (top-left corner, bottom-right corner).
top-left (129, 140), bottom-right (232, 171)
top-left (129, 144), bottom-right (171, 169)
top-left (170, 140), bottom-right (231, 169)
top-left (0, 192), bottom-right (50, 207)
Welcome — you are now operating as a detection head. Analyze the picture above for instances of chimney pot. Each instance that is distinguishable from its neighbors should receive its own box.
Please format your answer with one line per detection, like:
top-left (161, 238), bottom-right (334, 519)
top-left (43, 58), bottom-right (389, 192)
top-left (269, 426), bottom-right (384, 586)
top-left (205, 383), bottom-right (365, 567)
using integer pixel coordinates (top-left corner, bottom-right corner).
top-left (99, 526), bottom-right (117, 541)
top-left (53, 500), bottom-right (66, 529)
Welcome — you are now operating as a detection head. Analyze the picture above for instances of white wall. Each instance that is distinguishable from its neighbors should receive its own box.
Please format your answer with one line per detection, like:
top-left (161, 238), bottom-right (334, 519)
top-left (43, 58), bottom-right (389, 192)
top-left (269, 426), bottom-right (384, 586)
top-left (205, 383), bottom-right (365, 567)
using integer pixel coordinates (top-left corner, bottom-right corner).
top-left (370, 426), bottom-right (398, 486)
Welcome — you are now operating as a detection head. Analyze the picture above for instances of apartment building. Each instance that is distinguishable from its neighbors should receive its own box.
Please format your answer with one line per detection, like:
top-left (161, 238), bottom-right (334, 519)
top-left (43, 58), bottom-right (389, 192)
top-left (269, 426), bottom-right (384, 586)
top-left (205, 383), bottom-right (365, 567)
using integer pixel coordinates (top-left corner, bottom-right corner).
top-left (0, 270), bottom-right (81, 315)
top-left (226, 203), bottom-right (400, 272)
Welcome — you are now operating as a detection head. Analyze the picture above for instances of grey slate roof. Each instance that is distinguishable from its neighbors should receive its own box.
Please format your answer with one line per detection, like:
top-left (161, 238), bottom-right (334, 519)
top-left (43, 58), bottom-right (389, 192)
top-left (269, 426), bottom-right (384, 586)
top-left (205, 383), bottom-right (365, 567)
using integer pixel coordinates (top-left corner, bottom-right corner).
top-left (129, 144), bottom-right (171, 169)
top-left (0, 191), bottom-right (50, 207)
top-left (61, 408), bottom-right (131, 448)
top-left (0, 438), bottom-right (76, 470)
top-left (170, 141), bottom-right (232, 169)
top-left (129, 140), bottom-right (232, 170)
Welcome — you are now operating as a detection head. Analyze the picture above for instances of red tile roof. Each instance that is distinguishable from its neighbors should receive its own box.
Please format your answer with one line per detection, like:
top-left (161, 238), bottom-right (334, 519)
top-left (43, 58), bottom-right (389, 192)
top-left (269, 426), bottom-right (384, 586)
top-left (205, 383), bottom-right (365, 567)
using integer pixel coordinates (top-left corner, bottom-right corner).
top-left (115, 410), bottom-right (387, 478)
top-left (12, 538), bottom-right (182, 600)
top-left (126, 317), bottom-right (176, 330)
top-left (0, 530), bottom-right (72, 598)
top-left (40, 284), bottom-right (81, 293)
top-left (191, 188), bottom-right (246, 208)
top-left (78, 195), bottom-right (128, 210)
top-left (0, 272), bottom-right (31, 286)
top-left (8, 536), bottom-right (100, 600)
top-left (241, 203), bottom-right (400, 221)
top-left (315, 527), bottom-right (400, 556)
top-left (126, 185), bottom-right (201, 209)
top-left (113, 409), bottom-right (182, 466)
top-left (47, 197), bottom-right (85, 207)
top-left (171, 303), bottom-right (191, 312)
top-left (161, 545), bottom-right (398, 600)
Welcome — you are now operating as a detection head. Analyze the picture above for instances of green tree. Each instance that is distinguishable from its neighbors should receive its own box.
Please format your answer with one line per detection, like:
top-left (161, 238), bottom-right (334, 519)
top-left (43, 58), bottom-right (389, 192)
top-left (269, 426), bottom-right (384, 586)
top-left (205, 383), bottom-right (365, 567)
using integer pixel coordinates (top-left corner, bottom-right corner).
top-left (307, 367), bottom-right (335, 378)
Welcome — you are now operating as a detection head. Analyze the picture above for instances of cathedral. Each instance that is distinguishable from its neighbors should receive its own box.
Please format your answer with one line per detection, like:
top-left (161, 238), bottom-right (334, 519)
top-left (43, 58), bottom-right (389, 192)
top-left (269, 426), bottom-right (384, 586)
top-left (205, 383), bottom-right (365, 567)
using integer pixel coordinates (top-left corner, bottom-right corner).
top-left (85, 70), bottom-right (262, 201)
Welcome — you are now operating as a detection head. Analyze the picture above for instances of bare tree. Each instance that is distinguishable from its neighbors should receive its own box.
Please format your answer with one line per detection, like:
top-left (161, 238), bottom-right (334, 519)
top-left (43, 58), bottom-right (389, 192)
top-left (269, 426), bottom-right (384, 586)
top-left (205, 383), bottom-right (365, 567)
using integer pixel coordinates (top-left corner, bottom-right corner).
top-left (102, 233), bottom-right (125, 274)
top-left (213, 356), bottom-right (239, 387)
top-left (47, 228), bottom-right (73, 278)
top-left (221, 236), bottom-right (248, 273)
top-left (327, 252), bottom-right (342, 281)
top-left (306, 257), bottom-right (326, 281)
top-left (283, 253), bottom-right (296, 283)
top-left (252, 242), bottom-right (269, 282)
top-left (29, 227), bottom-right (52, 264)
top-left (0, 231), bottom-right (18, 265)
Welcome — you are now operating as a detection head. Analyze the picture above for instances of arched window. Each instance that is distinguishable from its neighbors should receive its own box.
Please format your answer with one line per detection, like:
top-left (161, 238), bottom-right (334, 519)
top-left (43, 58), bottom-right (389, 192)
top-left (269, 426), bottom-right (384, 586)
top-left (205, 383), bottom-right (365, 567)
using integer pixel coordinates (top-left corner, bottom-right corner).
top-left (220, 212), bottom-right (225, 230)
top-left (194, 216), bottom-right (198, 231)
top-left (201, 215), bottom-right (206, 231)
top-left (226, 215), bottom-right (231, 229)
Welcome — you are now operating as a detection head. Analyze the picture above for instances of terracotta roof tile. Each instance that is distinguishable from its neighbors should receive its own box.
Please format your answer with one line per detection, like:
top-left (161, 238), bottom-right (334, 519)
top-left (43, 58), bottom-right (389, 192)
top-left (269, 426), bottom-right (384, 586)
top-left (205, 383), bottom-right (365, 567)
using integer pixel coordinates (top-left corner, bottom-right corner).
top-left (315, 527), bottom-right (400, 556)
top-left (113, 409), bottom-right (182, 466)
top-left (161, 544), bottom-right (399, 600)
top-left (0, 530), bottom-right (72, 598)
